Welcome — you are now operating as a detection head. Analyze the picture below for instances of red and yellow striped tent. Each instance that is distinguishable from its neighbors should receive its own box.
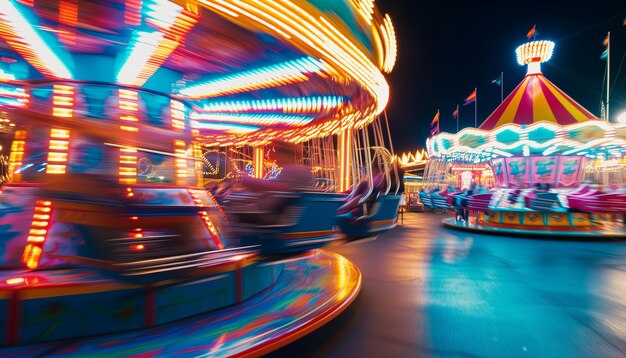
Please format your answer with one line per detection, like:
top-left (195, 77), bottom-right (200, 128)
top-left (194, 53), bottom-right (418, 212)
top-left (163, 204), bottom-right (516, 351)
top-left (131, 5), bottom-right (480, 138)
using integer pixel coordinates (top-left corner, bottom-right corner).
top-left (479, 73), bottom-right (599, 130)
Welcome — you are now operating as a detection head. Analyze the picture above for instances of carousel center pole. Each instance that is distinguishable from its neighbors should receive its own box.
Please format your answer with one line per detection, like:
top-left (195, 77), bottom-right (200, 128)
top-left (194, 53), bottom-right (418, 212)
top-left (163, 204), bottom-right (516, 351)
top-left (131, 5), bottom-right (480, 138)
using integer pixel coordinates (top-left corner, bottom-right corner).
top-left (337, 126), bottom-right (353, 192)
top-left (253, 145), bottom-right (264, 178)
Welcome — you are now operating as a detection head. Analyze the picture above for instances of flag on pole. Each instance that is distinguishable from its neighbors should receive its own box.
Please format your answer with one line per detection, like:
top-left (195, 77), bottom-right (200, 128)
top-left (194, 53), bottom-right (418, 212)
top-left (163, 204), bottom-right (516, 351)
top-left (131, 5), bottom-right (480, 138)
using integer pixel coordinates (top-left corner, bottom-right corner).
top-left (491, 73), bottom-right (502, 86)
top-left (526, 25), bottom-right (537, 39)
top-left (601, 33), bottom-right (609, 60)
top-left (452, 106), bottom-right (459, 119)
top-left (601, 49), bottom-right (608, 60)
top-left (463, 89), bottom-right (476, 105)
top-left (430, 111), bottom-right (440, 136)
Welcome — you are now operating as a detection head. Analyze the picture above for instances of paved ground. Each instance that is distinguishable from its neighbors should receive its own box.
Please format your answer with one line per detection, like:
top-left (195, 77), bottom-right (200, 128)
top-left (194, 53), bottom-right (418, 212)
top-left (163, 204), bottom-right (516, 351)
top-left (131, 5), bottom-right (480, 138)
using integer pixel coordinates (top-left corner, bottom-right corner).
top-left (269, 212), bottom-right (626, 358)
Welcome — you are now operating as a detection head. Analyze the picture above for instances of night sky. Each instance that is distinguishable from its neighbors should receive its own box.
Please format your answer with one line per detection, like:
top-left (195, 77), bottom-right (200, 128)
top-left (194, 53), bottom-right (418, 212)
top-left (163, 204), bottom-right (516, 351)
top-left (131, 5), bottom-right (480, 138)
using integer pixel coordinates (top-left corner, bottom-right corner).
top-left (376, 1), bottom-right (626, 153)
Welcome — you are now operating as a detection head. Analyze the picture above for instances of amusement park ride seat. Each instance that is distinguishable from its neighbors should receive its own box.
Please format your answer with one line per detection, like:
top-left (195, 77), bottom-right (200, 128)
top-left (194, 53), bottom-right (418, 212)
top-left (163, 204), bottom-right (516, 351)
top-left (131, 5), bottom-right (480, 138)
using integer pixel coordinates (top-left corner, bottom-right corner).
top-left (224, 190), bottom-right (345, 254)
top-left (336, 192), bottom-right (403, 240)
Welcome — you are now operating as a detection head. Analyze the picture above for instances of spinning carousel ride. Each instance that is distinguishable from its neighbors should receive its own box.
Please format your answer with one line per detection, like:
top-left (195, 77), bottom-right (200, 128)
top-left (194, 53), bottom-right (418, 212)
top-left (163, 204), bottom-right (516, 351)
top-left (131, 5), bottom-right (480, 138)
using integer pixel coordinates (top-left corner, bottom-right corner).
top-left (0, 0), bottom-right (396, 354)
top-left (426, 39), bottom-right (626, 238)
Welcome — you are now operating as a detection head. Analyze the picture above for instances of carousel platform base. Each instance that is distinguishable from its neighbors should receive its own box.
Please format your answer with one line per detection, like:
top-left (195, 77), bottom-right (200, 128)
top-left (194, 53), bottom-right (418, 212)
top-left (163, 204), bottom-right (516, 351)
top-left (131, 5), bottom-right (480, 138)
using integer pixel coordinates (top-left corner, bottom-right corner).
top-left (0, 250), bottom-right (360, 357)
top-left (442, 217), bottom-right (626, 239)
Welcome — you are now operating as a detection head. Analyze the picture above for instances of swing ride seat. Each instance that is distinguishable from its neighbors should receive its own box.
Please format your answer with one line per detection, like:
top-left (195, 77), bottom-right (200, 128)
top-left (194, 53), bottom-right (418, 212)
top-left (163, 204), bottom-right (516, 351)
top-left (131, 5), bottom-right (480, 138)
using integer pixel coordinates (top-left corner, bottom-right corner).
top-left (228, 191), bottom-right (346, 254)
top-left (567, 190), bottom-right (626, 213)
top-left (419, 191), bottom-right (434, 210)
top-left (336, 193), bottom-right (403, 239)
top-left (447, 189), bottom-right (464, 207)
top-left (524, 191), bottom-right (561, 211)
top-left (466, 192), bottom-right (493, 212)
top-left (431, 188), bottom-right (452, 211)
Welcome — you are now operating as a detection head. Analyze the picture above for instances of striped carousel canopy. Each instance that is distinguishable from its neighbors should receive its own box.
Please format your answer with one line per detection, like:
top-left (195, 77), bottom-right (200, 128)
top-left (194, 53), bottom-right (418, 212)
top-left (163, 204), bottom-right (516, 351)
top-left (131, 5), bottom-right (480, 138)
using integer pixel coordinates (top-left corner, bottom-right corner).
top-left (479, 73), bottom-right (598, 130)
top-left (427, 40), bottom-right (626, 162)
top-left (479, 40), bottom-right (599, 130)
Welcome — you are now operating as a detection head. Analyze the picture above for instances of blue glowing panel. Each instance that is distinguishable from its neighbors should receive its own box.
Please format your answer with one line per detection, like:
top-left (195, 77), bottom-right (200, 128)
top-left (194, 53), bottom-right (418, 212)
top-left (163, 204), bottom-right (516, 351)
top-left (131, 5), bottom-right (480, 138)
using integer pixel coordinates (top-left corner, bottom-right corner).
top-left (191, 113), bottom-right (315, 127)
top-left (0, 0), bottom-right (73, 79)
top-left (179, 56), bottom-right (324, 99)
top-left (199, 96), bottom-right (345, 113)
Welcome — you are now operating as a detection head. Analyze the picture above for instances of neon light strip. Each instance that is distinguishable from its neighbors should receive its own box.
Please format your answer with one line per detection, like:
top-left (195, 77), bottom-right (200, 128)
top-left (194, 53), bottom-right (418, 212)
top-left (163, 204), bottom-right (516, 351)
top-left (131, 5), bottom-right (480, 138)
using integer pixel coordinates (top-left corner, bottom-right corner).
top-left (145, 0), bottom-right (182, 29)
top-left (0, 0), bottom-right (73, 78)
top-left (427, 121), bottom-right (626, 158)
top-left (192, 142), bottom-right (203, 185)
top-left (46, 128), bottom-right (70, 174)
top-left (174, 139), bottom-right (188, 180)
top-left (188, 189), bottom-right (224, 250)
top-left (350, 0), bottom-right (374, 25)
top-left (117, 1), bottom-right (198, 86)
top-left (58, 0), bottom-right (78, 45)
top-left (197, 0), bottom-right (391, 113)
top-left (8, 130), bottom-right (26, 178)
top-left (190, 121), bottom-right (259, 134)
top-left (52, 84), bottom-right (74, 117)
top-left (0, 85), bottom-right (28, 107)
top-left (198, 96), bottom-right (344, 114)
top-left (179, 56), bottom-right (323, 99)
top-left (171, 100), bottom-right (186, 129)
top-left (191, 113), bottom-right (314, 127)
top-left (124, 0), bottom-right (143, 26)
top-left (381, 14), bottom-right (397, 73)
top-left (118, 89), bottom-right (139, 131)
top-left (116, 31), bottom-right (163, 85)
top-left (0, 68), bottom-right (16, 81)
top-left (22, 200), bottom-right (53, 269)
top-left (117, 89), bottom-right (139, 184)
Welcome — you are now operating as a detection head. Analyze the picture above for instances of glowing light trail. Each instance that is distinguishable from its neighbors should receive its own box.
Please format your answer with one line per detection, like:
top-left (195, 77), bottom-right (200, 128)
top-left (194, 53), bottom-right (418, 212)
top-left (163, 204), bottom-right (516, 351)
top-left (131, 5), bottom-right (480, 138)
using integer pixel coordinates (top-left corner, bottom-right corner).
top-left (0, 0), bottom-right (73, 78)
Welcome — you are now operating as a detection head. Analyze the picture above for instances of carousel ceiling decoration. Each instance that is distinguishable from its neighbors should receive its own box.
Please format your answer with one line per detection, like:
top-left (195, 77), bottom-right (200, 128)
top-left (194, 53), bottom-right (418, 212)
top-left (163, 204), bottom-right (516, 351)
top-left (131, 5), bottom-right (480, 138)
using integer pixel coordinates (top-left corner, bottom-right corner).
top-left (0, 0), bottom-right (396, 146)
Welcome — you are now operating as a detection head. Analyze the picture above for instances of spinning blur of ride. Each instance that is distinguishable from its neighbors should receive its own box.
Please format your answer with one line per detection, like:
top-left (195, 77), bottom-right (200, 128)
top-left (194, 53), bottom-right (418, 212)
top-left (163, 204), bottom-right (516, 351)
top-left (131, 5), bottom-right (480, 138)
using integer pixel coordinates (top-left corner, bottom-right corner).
top-left (423, 38), bottom-right (626, 236)
top-left (0, 0), bottom-right (398, 348)
top-left (207, 113), bottom-right (405, 253)
top-left (0, 0), bottom-right (398, 279)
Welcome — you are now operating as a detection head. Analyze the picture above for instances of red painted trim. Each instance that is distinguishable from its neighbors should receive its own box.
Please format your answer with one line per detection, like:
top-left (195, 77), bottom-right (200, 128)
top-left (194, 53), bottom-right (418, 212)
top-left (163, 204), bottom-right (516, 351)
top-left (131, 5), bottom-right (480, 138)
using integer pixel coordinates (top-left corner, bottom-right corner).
top-left (145, 284), bottom-right (155, 327)
top-left (235, 268), bottom-right (243, 303)
top-left (2, 183), bottom-right (40, 187)
top-left (7, 289), bottom-right (20, 345)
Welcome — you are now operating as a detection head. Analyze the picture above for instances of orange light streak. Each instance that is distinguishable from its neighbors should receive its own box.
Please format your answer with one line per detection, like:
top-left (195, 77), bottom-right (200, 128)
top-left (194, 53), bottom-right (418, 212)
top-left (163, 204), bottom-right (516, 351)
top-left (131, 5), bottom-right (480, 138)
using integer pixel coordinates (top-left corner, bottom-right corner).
top-left (23, 200), bottom-right (53, 269)
top-left (46, 128), bottom-right (70, 174)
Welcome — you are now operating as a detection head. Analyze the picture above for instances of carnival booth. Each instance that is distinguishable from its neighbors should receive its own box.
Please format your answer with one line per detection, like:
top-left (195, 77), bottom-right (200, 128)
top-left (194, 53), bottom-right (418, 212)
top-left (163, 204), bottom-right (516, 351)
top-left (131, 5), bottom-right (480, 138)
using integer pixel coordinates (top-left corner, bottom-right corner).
top-left (427, 39), bottom-right (626, 238)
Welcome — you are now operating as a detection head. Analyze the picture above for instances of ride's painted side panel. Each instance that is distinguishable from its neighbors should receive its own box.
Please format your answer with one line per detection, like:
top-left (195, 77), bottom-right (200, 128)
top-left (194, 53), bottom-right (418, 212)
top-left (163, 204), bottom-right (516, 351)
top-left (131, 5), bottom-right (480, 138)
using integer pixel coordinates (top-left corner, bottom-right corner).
top-left (547, 212), bottom-right (569, 226)
top-left (571, 212), bottom-right (591, 226)
top-left (524, 212), bottom-right (544, 226)
top-left (20, 287), bottom-right (145, 344)
top-left (242, 263), bottom-right (280, 301)
top-left (288, 193), bottom-right (345, 233)
top-left (154, 271), bottom-right (236, 326)
top-left (0, 255), bottom-right (284, 346)
top-left (0, 251), bottom-right (361, 357)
